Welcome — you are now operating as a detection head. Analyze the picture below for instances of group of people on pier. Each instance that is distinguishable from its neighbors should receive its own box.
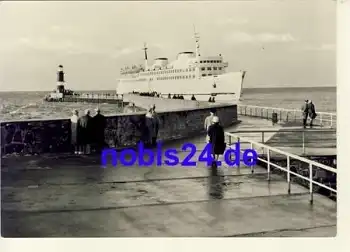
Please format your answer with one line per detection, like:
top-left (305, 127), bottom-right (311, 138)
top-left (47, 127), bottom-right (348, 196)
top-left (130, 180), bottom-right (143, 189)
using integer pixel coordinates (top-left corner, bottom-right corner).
top-left (301, 100), bottom-right (317, 128)
top-left (70, 108), bottom-right (106, 155)
top-left (132, 91), bottom-right (160, 97)
top-left (169, 94), bottom-right (185, 99)
top-left (69, 104), bottom-right (161, 155)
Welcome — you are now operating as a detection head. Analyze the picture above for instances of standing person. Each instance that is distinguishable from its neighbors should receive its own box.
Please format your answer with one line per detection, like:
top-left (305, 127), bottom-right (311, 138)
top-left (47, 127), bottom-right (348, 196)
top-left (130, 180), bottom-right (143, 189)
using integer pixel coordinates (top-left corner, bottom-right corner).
top-left (308, 100), bottom-right (317, 128)
top-left (208, 116), bottom-right (226, 162)
top-left (207, 116), bottom-right (227, 194)
top-left (144, 109), bottom-right (154, 148)
top-left (301, 100), bottom-right (309, 128)
top-left (91, 107), bottom-right (106, 153)
top-left (70, 109), bottom-right (79, 154)
top-left (151, 104), bottom-right (160, 147)
top-left (204, 109), bottom-right (216, 143)
top-left (78, 109), bottom-right (92, 154)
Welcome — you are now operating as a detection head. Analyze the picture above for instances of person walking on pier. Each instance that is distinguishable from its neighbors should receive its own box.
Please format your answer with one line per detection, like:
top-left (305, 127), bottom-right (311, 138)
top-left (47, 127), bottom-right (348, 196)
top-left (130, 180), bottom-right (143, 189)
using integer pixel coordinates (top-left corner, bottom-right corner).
top-left (204, 108), bottom-right (216, 143)
top-left (207, 116), bottom-right (227, 196)
top-left (301, 100), bottom-right (309, 128)
top-left (91, 107), bottom-right (106, 153)
top-left (208, 116), bottom-right (226, 162)
top-left (78, 109), bottom-right (92, 154)
top-left (70, 109), bottom-right (79, 154)
top-left (308, 100), bottom-right (317, 128)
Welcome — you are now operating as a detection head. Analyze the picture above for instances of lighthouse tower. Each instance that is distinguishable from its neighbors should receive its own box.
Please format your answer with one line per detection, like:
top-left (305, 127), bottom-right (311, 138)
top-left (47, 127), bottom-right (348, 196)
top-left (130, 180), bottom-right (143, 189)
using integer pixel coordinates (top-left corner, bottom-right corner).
top-left (56, 65), bottom-right (65, 95)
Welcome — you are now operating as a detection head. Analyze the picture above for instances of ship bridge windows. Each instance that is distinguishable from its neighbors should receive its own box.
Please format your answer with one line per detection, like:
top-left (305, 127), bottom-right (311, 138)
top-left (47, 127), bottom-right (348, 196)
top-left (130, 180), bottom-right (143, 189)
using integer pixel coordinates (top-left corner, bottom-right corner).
top-left (219, 67), bottom-right (222, 70)
top-left (213, 67), bottom-right (217, 70)
top-left (202, 74), bottom-right (207, 77)
top-left (201, 67), bottom-right (205, 71)
top-left (207, 67), bottom-right (212, 71)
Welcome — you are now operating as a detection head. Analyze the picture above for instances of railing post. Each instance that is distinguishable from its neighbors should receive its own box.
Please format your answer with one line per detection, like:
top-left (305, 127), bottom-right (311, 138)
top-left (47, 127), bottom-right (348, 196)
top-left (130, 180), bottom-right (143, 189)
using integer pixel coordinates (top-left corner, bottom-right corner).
top-left (245, 107), bottom-right (247, 116)
top-left (309, 163), bottom-right (313, 204)
top-left (237, 137), bottom-right (240, 169)
top-left (279, 110), bottom-right (282, 122)
top-left (250, 143), bottom-right (254, 174)
top-left (261, 131), bottom-right (265, 154)
top-left (261, 108), bottom-right (263, 118)
top-left (267, 149), bottom-right (270, 181)
top-left (294, 111), bottom-right (297, 122)
top-left (320, 114), bottom-right (323, 127)
top-left (261, 131), bottom-right (265, 143)
top-left (302, 130), bottom-right (305, 155)
top-left (287, 156), bottom-right (291, 194)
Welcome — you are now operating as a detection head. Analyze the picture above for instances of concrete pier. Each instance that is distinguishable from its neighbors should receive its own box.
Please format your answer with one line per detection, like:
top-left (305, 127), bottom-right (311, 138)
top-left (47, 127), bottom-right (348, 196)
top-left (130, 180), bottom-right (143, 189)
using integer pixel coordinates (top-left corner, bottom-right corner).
top-left (1, 117), bottom-right (337, 237)
top-left (0, 95), bottom-right (337, 237)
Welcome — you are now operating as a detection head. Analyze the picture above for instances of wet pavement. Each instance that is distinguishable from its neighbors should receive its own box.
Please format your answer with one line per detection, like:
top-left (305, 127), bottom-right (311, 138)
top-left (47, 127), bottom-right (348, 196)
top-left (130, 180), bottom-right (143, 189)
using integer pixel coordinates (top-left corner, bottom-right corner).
top-left (1, 117), bottom-right (337, 237)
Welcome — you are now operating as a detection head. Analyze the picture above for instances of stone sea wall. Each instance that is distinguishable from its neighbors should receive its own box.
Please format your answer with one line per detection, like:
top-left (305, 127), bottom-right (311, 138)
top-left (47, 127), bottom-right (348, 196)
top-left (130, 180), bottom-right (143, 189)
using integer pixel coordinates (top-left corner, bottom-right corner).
top-left (1, 104), bottom-right (237, 156)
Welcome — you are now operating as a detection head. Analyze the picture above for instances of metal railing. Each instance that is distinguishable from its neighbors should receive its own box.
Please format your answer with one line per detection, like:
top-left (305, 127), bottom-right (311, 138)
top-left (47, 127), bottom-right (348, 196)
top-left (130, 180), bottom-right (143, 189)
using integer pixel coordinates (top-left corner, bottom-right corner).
top-left (238, 105), bottom-right (337, 128)
top-left (230, 128), bottom-right (336, 155)
top-left (224, 132), bottom-right (337, 204)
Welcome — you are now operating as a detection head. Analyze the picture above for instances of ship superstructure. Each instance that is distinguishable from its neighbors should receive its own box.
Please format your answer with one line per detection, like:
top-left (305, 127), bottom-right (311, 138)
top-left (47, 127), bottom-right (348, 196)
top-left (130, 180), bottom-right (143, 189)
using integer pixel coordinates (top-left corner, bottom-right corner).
top-left (116, 31), bottom-right (246, 102)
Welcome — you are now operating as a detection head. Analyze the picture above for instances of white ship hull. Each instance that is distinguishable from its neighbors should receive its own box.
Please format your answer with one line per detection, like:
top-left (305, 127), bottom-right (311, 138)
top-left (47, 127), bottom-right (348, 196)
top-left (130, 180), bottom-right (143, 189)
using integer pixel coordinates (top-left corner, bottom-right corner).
top-left (117, 71), bottom-right (245, 103)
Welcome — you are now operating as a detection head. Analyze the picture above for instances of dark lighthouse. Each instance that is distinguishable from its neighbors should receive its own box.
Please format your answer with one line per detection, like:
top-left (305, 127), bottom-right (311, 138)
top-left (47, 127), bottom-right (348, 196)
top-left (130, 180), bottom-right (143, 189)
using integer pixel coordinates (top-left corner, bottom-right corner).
top-left (56, 65), bottom-right (65, 94)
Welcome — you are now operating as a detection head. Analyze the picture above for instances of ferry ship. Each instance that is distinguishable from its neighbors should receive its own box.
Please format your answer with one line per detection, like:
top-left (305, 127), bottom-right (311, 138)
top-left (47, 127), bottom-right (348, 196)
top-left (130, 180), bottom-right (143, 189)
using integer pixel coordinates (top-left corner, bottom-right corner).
top-left (116, 31), bottom-right (246, 102)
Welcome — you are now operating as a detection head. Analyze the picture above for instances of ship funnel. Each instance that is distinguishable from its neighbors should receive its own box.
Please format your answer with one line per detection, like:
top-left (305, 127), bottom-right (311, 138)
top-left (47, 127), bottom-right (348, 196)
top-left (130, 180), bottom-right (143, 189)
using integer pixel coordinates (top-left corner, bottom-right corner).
top-left (154, 58), bottom-right (168, 68)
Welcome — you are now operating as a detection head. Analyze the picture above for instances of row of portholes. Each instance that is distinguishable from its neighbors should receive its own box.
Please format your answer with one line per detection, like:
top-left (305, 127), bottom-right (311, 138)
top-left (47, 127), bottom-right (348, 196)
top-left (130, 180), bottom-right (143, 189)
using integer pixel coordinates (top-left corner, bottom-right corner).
top-left (200, 60), bottom-right (222, 63)
top-left (201, 67), bottom-right (222, 71)
top-left (141, 68), bottom-right (196, 76)
top-left (156, 75), bottom-right (196, 80)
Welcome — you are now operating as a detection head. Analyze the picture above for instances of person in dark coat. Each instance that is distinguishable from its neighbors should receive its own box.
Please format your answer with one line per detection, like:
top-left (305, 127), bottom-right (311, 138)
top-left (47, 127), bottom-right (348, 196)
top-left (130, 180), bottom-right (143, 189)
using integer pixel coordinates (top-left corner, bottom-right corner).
top-left (91, 107), bottom-right (106, 153)
top-left (207, 116), bottom-right (226, 161)
top-left (151, 105), bottom-right (160, 147)
top-left (77, 109), bottom-right (92, 154)
top-left (308, 100), bottom-right (317, 128)
top-left (207, 116), bottom-right (227, 194)
top-left (144, 110), bottom-right (154, 148)
top-left (301, 100), bottom-right (309, 128)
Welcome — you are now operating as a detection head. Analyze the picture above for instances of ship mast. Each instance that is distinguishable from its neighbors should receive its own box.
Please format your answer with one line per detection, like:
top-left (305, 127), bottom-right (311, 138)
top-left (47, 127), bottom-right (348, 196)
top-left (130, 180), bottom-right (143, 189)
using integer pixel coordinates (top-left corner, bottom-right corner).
top-left (143, 42), bottom-right (148, 71)
top-left (194, 25), bottom-right (200, 58)
top-left (193, 25), bottom-right (200, 78)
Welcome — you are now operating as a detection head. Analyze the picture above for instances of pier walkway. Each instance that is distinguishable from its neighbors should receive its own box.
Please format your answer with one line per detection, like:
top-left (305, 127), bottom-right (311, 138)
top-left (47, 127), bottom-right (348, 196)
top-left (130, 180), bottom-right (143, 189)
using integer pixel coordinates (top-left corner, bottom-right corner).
top-left (1, 117), bottom-right (336, 237)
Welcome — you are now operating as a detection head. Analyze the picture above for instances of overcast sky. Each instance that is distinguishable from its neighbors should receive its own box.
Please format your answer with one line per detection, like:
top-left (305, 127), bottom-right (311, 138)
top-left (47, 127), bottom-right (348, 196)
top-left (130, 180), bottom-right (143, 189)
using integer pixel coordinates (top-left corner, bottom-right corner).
top-left (0, 0), bottom-right (336, 91)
